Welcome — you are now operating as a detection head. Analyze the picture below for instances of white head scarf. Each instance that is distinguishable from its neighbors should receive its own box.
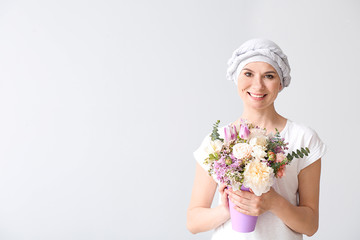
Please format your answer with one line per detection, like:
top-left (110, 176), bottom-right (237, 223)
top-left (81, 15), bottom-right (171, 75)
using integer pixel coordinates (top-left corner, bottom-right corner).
top-left (226, 38), bottom-right (291, 90)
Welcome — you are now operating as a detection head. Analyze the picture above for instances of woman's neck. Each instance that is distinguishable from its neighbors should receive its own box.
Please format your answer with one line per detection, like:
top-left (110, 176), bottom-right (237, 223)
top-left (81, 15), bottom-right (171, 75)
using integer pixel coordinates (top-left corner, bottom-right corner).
top-left (236, 105), bottom-right (287, 134)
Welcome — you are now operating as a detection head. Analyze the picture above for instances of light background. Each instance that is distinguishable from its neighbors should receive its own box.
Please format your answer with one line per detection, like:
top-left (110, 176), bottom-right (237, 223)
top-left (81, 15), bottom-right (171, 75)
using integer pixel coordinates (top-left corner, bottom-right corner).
top-left (0, 0), bottom-right (359, 239)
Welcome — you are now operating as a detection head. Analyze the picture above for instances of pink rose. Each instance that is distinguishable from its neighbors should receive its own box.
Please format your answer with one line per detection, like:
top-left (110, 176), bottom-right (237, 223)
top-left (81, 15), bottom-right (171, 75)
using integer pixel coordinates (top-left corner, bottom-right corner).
top-left (275, 153), bottom-right (286, 163)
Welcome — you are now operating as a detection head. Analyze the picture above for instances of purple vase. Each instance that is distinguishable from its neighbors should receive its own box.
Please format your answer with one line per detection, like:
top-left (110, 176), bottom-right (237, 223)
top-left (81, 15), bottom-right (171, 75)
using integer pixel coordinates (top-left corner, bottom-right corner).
top-left (228, 186), bottom-right (258, 233)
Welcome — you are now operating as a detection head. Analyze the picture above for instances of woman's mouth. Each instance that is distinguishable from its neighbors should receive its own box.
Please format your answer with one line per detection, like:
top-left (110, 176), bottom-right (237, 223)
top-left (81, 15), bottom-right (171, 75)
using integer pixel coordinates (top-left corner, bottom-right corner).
top-left (248, 92), bottom-right (267, 100)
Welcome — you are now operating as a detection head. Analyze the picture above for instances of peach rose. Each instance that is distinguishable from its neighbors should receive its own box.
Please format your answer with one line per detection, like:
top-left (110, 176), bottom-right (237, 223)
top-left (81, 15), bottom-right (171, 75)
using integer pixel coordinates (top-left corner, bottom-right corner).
top-left (243, 159), bottom-right (274, 196)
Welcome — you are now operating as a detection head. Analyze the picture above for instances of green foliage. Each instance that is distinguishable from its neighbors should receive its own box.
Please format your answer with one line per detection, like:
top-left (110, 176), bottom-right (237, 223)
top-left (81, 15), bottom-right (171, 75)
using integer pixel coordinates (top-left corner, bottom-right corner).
top-left (211, 120), bottom-right (224, 141)
top-left (266, 128), bottom-right (285, 153)
top-left (274, 128), bottom-right (280, 136)
top-left (271, 159), bottom-right (287, 175)
top-left (272, 147), bottom-right (310, 176)
top-left (286, 147), bottom-right (310, 161)
top-left (208, 152), bottom-right (220, 161)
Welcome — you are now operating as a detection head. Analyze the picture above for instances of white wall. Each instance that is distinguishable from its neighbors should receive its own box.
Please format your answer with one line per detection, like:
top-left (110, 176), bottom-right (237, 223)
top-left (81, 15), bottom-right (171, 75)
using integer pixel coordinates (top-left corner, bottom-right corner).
top-left (0, 0), bottom-right (359, 239)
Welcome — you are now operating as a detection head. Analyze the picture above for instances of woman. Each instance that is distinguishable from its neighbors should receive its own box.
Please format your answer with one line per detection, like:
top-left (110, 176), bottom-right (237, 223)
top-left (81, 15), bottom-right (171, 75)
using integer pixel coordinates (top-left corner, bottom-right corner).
top-left (187, 39), bottom-right (327, 240)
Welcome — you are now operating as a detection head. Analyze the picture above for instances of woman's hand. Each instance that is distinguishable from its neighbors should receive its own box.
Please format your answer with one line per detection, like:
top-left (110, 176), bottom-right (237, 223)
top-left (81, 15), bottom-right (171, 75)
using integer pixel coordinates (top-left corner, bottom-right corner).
top-left (187, 164), bottom-right (231, 234)
top-left (226, 187), bottom-right (279, 216)
top-left (218, 184), bottom-right (230, 210)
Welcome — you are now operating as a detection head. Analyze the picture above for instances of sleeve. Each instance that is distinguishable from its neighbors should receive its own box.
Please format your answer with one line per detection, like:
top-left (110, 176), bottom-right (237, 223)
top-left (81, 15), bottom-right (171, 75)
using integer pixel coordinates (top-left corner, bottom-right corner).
top-left (193, 133), bottom-right (212, 173)
top-left (298, 127), bottom-right (327, 172)
top-left (193, 133), bottom-right (221, 184)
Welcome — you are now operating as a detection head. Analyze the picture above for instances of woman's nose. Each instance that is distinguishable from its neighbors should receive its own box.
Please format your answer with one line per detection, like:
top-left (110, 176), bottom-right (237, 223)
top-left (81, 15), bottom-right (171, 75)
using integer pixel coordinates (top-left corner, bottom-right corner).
top-left (252, 74), bottom-right (265, 89)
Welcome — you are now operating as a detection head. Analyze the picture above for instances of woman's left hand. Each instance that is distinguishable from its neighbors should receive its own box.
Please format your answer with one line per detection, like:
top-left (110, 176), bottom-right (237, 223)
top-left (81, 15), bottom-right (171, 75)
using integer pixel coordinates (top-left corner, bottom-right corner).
top-left (226, 187), bottom-right (279, 216)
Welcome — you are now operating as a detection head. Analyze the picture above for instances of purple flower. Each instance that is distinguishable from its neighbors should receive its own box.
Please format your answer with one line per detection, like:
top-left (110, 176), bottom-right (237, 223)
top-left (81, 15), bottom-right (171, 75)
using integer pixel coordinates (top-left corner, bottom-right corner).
top-left (224, 125), bottom-right (238, 142)
top-left (230, 125), bottom-right (237, 141)
top-left (274, 145), bottom-right (285, 154)
top-left (224, 127), bottom-right (230, 142)
top-left (239, 123), bottom-right (250, 139)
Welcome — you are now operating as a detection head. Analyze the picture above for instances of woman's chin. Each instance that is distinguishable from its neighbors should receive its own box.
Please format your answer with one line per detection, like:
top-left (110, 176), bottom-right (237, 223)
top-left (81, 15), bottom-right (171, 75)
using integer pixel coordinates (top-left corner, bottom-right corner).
top-left (243, 101), bottom-right (274, 111)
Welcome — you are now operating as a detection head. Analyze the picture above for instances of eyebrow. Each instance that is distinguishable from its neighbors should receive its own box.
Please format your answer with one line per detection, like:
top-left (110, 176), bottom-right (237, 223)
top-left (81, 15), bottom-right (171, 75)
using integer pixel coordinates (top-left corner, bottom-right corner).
top-left (242, 68), bottom-right (277, 74)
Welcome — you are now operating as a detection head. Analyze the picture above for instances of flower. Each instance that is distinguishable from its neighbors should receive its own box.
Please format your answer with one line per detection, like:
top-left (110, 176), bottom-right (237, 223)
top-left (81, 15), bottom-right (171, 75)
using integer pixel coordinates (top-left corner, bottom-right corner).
top-left (277, 165), bottom-right (286, 178)
top-left (202, 120), bottom-right (310, 197)
top-left (268, 151), bottom-right (276, 161)
top-left (239, 123), bottom-right (250, 139)
top-left (251, 145), bottom-right (267, 160)
top-left (225, 157), bottom-right (233, 165)
top-left (233, 143), bottom-right (252, 160)
top-left (249, 136), bottom-right (268, 147)
top-left (243, 159), bottom-right (274, 196)
top-left (275, 153), bottom-right (286, 163)
top-left (249, 128), bottom-right (267, 139)
top-left (200, 138), bottom-right (223, 164)
top-left (204, 139), bottom-right (223, 155)
top-left (224, 124), bottom-right (237, 142)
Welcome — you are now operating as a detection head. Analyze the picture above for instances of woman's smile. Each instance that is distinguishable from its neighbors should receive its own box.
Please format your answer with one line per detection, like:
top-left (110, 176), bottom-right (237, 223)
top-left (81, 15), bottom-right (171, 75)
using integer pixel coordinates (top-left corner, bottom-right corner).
top-left (247, 92), bottom-right (267, 100)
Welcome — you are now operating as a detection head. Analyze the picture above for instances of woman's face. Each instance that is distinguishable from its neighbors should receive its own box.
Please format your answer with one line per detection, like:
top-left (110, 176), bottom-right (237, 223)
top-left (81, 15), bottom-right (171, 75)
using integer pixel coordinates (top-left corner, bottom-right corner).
top-left (237, 61), bottom-right (282, 110)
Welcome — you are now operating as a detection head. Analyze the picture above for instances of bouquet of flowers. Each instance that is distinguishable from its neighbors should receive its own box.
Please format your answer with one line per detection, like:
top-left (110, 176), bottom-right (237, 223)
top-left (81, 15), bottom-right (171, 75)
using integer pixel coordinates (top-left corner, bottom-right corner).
top-left (204, 120), bottom-right (310, 196)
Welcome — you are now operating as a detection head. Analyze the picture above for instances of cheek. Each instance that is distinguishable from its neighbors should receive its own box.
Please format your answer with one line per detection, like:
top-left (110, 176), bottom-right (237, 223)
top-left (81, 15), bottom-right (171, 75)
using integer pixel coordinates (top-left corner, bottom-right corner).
top-left (237, 84), bottom-right (247, 96)
top-left (267, 80), bottom-right (281, 92)
top-left (237, 77), bottom-right (249, 93)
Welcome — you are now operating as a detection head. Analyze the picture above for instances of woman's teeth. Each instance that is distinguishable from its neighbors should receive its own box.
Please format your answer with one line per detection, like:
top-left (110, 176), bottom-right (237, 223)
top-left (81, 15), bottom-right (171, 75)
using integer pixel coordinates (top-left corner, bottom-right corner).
top-left (249, 93), bottom-right (266, 98)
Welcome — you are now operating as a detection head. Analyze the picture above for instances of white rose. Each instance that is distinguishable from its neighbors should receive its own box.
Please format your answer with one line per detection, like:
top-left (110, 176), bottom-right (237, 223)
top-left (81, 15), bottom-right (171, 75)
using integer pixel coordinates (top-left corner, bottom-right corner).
top-left (251, 145), bottom-right (267, 160)
top-left (249, 128), bottom-right (267, 139)
top-left (232, 143), bottom-right (252, 160)
top-left (249, 136), bottom-right (268, 147)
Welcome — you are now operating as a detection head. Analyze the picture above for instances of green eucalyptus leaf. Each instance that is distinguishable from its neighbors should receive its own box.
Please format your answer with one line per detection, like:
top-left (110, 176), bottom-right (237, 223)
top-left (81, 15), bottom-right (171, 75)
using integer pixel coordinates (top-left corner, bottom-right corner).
top-left (301, 148), bottom-right (309, 156)
top-left (296, 150), bottom-right (304, 158)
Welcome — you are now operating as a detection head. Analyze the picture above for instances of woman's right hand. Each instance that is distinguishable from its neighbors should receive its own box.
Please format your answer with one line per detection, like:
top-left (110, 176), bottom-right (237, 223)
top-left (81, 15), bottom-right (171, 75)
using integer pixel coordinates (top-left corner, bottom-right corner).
top-left (187, 164), bottom-right (230, 234)
top-left (219, 184), bottom-right (230, 210)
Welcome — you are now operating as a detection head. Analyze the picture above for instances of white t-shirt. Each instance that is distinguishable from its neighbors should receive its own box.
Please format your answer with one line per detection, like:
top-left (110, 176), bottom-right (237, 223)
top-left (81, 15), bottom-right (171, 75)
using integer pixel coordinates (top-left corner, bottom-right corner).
top-left (193, 119), bottom-right (327, 240)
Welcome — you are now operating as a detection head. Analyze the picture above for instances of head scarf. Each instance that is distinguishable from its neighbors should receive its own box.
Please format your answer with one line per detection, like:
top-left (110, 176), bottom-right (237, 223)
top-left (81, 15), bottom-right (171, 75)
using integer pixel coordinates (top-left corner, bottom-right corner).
top-left (226, 38), bottom-right (291, 90)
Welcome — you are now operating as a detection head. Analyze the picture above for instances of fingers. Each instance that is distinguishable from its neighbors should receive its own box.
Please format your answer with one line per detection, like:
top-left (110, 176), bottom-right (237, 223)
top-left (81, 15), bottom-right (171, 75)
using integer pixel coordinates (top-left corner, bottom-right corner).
top-left (228, 188), bottom-right (252, 200)
top-left (221, 192), bottom-right (229, 208)
top-left (218, 184), bottom-right (261, 215)
top-left (218, 184), bottom-right (229, 209)
top-left (218, 183), bottom-right (227, 194)
top-left (229, 195), bottom-right (261, 216)
top-left (228, 192), bottom-right (252, 208)
top-left (227, 188), bottom-right (262, 216)
top-left (234, 205), bottom-right (256, 216)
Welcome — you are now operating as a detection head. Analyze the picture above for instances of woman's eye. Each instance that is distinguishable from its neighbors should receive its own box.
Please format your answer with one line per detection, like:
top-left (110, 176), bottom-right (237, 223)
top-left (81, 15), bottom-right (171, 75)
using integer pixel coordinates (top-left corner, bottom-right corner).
top-left (245, 72), bottom-right (252, 77)
top-left (265, 75), bottom-right (274, 79)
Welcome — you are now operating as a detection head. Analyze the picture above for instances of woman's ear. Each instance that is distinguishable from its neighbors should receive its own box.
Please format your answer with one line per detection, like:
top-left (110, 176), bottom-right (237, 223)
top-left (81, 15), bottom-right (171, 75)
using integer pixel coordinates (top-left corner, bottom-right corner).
top-left (279, 83), bottom-right (283, 91)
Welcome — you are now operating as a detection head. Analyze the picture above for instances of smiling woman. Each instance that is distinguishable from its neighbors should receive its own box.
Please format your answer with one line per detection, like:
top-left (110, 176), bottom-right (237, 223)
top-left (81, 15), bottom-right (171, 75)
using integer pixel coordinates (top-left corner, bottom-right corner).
top-left (237, 62), bottom-right (282, 111)
top-left (187, 39), bottom-right (327, 240)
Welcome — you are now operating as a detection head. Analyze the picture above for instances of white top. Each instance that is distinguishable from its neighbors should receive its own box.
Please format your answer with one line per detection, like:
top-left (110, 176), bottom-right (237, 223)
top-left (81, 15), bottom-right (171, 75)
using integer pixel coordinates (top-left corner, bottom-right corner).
top-left (193, 119), bottom-right (327, 240)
